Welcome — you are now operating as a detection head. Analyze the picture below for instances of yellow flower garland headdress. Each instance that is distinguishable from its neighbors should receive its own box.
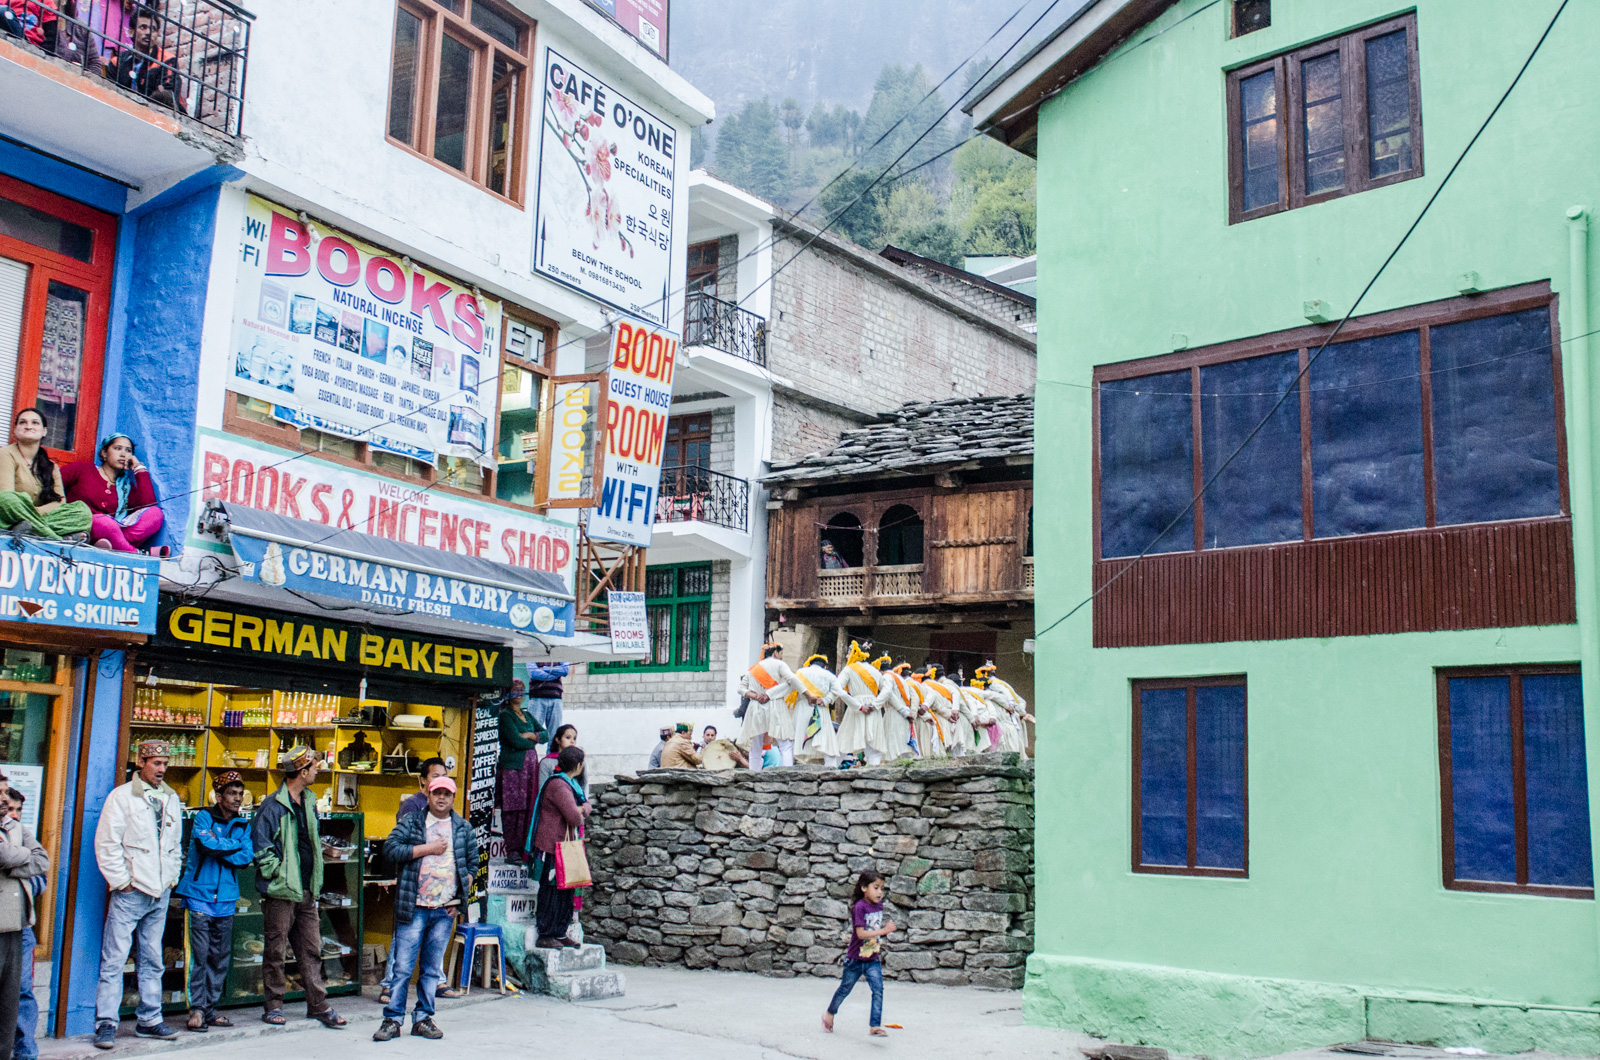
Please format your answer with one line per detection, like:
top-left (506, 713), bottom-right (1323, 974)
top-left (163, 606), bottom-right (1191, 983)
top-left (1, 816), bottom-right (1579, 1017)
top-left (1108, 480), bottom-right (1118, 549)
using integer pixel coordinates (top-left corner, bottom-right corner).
top-left (803, 654), bottom-right (829, 668)
top-left (846, 640), bottom-right (870, 666)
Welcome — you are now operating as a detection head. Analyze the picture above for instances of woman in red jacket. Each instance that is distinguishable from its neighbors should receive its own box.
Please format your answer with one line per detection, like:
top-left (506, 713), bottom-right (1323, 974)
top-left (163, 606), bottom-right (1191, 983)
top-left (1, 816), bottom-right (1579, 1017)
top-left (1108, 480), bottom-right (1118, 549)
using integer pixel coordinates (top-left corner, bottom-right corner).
top-left (60, 434), bottom-right (166, 555)
top-left (528, 746), bottom-right (590, 949)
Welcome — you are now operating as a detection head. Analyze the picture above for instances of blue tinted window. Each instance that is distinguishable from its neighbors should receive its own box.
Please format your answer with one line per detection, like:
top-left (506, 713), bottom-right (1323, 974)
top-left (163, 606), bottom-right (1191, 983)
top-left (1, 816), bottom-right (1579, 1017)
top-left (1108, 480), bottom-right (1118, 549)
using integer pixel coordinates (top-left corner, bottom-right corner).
top-left (1522, 674), bottom-right (1592, 888)
top-left (1448, 676), bottom-right (1517, 883)
top-left (1201, 351), bottom-right (1303, 548)
top-left (1138, 688), bottom-right (1188, 867)
top-left (1194, 685), bottom-right (1247, 870)
top-left (1431, 308), bottom-right (1561, 526)
top-left (1310, 331), bottom-right (1424, 536)
top-left (1101, 370), bottom-right (1193, 557)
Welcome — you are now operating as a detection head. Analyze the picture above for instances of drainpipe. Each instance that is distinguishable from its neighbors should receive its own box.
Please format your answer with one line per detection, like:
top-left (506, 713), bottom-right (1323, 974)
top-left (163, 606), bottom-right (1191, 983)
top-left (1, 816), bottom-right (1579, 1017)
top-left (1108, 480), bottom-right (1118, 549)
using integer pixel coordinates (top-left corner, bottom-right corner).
top-left (1565, 207), bottom-right (1600, 963)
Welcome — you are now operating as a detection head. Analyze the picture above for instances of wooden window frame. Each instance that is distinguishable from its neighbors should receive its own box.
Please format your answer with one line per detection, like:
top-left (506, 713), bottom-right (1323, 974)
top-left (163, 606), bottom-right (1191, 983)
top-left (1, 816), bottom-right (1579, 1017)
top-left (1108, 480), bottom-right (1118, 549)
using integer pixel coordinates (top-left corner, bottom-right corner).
top-left (0, 174), bottom-right (118, 465)
top-left (1435, 663), bottom-right (1592, 900)
top-left (590, 562), bottom-right (713, 672)
top-left (1092, 282), bottom-right (1566, 561)
top-left (664, 412), bottom-right (713, 470)
top-left (385, 0), bottom-right (534, 206)
top-left (1226, 13), bottom-right (1422, 223)
top-left (686, 240), bottom-right (720, 295)
top-left (1130, 675), bottom-right (1250, 879)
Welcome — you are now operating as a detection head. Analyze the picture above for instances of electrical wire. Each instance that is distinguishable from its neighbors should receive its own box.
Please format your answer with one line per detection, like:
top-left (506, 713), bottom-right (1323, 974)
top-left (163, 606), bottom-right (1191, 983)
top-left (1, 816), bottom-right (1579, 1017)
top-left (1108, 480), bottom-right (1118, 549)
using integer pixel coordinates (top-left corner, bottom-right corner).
top-left (1030, 0), bottom-right (1573, 648)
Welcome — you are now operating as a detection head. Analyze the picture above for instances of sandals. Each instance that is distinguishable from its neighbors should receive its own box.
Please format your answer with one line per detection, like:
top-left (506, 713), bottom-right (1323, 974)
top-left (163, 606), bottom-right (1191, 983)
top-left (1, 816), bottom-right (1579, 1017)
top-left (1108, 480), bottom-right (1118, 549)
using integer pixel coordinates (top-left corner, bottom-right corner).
top-left (206, 1014), bottom-right (233, 1028)
top-left (309, 1008), bottom-right (347, 1029)
top-left (186, 1011), bottom-right (206, 1033)
top-left (437, 986), bottom-right (466, 999)
top-left (377, 990), bottom-right (390, 1006)
top-left (870, 1027), bottom-right (888, 1037)
top-left (261, 1011), bottom-right (287, 1026)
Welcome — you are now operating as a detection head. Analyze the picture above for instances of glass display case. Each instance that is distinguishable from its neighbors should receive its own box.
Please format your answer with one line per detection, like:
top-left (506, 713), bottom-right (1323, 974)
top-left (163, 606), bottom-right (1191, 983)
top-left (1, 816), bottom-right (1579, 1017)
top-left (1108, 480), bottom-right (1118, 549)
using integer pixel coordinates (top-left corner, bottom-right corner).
top-left (120, 811), bottom-right (364, 1016)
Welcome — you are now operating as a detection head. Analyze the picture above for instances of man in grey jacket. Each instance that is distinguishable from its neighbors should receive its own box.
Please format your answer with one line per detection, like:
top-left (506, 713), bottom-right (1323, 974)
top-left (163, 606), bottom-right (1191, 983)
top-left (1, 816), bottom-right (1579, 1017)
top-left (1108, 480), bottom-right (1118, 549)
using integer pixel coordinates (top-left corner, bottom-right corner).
top-left (0, 771), bottom-right (48, 1060)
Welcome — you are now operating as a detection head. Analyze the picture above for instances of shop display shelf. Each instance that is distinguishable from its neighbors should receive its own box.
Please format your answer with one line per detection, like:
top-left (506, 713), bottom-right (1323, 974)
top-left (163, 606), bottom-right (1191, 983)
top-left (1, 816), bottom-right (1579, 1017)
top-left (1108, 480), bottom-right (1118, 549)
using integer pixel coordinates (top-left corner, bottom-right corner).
top-left (126, 721), bottom-right (207, 731)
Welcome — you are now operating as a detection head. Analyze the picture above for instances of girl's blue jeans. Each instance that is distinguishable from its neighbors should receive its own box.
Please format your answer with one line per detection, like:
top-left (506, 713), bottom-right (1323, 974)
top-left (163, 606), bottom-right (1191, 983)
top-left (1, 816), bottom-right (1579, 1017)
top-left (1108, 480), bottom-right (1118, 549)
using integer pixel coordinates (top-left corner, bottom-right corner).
top-left (828, 958), bottom-right (883, 1027)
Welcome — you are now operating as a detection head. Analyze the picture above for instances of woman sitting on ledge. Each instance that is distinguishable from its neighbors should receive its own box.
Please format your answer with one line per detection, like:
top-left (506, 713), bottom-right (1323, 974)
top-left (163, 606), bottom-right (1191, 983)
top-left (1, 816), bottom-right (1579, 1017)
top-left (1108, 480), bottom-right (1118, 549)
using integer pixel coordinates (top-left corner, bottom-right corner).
top-left (61, 433), bottom-right (167, 555)
top-left (0, 408), bottom-right (92, 539)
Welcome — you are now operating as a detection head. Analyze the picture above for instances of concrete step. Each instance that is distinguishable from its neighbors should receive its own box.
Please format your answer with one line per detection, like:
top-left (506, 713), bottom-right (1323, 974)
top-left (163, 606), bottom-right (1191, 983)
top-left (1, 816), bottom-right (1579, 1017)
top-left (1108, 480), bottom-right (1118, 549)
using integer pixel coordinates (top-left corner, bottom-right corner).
top-left (526, 942), bottom-right (607, 975)
top-left (523, 943), bottom-right (625, 1001)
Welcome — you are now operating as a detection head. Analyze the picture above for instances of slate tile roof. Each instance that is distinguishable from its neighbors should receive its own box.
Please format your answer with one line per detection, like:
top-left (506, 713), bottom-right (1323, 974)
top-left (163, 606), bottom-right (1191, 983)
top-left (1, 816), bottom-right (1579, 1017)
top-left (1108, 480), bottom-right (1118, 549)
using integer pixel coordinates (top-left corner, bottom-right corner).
top-left (764, 393), bottom-right (1034, 485)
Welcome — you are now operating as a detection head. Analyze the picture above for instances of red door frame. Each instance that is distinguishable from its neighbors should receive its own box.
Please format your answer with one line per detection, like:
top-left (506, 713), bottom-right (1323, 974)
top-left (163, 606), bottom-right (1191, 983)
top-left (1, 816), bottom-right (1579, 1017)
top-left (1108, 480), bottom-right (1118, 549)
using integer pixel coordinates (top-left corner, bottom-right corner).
top-left (0, 172), bottom-right (118, 465)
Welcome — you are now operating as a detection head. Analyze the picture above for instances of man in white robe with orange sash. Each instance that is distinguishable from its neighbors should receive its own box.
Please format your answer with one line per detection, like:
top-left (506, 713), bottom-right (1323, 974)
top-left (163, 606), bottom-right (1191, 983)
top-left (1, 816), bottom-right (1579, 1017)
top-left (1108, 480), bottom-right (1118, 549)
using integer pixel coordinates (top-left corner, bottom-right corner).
top-left (739, 643), bottom-right (817, 771)
top-left (905, 667), bottom-right (946, 759)
top-left (836, 642), bottom-right (889, 764)
top-left (875, 655), bottom-right (918, 761)
top-left (792, 654), bottom-right (845, 766)
top-left (926, 665), bottom-right (977, 756)
top-left (980, 666), bottom-right (1032, 757)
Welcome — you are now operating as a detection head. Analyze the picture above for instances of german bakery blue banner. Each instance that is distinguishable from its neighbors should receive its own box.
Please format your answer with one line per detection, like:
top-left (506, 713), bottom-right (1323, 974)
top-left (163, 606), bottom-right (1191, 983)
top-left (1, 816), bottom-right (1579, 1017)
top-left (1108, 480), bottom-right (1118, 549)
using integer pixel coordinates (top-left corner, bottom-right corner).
top-left (0, 541), bottom-right (158, 634)
top-left (222, 502), bottom-right (576, 639)
top-left (230, 194), bottom-right (502, 465)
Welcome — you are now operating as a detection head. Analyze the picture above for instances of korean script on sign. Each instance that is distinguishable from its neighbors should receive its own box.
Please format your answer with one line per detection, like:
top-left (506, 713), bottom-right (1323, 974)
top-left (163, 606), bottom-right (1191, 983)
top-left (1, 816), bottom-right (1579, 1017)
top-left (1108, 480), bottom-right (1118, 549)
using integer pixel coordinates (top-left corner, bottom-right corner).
top-left (534, 48), bottom-right (678, 325)
top-left (588, 319), bottom-right (677, 547)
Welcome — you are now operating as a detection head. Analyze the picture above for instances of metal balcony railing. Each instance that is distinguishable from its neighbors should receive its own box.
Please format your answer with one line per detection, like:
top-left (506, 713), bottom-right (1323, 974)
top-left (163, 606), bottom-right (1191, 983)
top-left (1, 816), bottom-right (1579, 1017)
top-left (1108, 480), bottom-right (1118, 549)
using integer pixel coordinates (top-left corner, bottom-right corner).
top-left (7, 0), bottom-right (253, 137)
top-left (684, 290), bottom-right (767, 367)
top-left (655, 465), bottom-right (750, 533)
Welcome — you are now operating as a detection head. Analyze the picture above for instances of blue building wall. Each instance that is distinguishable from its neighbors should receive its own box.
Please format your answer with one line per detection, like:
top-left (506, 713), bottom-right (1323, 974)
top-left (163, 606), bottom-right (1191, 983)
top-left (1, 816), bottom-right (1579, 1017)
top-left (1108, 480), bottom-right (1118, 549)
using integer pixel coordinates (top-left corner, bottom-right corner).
top-left (99, 168), bottom-right (233, 550)
top-left (56, 651), bottom-right (129, 1036)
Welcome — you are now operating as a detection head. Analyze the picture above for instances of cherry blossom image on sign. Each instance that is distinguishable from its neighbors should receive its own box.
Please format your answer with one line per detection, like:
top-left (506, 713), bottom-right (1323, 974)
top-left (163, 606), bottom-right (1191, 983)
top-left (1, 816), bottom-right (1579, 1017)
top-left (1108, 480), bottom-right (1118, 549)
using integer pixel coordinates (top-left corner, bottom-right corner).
top-left (533, 48), bottom-right (680, 325)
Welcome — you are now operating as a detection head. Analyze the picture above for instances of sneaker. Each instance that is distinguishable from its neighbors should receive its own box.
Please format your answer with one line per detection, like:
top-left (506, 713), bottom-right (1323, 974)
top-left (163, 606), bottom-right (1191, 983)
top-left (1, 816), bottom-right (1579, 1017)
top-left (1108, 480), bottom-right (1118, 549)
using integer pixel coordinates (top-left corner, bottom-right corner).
top-left (372, 1019), bottom-right (402, 1042)
top-left (410, 1018), bottom-right (443, 1040)
top-left (134, 1022), bottom-right (177, 1040)
top-left (93, 1023), bottom-right (116, 1050)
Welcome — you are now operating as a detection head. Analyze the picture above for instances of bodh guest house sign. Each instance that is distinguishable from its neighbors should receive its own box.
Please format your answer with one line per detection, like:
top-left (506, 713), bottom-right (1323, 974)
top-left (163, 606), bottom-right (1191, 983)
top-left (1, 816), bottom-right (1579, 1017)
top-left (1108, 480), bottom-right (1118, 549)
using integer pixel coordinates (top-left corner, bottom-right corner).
top-left (588, 316), bottom-right (678, 547)
top-left (156, 601), bottom-right (513, 685)
top-left (534, 48), bottom-right (679, 325)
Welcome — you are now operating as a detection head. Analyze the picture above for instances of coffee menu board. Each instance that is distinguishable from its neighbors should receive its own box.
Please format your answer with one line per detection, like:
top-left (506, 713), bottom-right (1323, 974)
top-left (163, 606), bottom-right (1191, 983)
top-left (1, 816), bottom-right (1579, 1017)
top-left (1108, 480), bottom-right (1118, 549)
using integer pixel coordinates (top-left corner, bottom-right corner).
top-left (470, 700), bottom-right (499, 893)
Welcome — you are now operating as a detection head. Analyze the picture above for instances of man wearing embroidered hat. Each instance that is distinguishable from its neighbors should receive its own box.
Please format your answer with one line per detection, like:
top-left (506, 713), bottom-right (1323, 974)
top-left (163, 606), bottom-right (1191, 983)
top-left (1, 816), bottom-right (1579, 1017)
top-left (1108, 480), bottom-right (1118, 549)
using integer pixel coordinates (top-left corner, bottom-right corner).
top-left (252, 745), bottom-right (347, 1030)
top-left (791, 655), bottom-right (844, 766)
top-left (92, 740), bottom-right (183, 1049)
top-left (175, 772), bottom-right (253, 1032)
top-left (658, 724), bottom-right (702, 769)
top-left (738, 643), bottom-right (818, 771)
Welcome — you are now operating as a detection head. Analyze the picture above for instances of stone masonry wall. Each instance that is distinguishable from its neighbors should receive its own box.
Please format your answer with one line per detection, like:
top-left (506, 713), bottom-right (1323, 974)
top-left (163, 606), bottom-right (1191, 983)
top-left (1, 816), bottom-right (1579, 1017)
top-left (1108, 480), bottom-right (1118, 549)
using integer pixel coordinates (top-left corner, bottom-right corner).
top-left (767, 229), bottom-right (1035, 422)
top-left (584, 757), bottom-right (1034, 988)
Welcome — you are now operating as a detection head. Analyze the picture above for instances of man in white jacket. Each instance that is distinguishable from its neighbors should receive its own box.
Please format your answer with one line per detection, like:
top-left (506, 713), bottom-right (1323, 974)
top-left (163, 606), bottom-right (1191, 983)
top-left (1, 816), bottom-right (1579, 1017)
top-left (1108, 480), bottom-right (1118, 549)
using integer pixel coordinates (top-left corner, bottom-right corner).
top-left (92, 740), bottom-right (183, 1049)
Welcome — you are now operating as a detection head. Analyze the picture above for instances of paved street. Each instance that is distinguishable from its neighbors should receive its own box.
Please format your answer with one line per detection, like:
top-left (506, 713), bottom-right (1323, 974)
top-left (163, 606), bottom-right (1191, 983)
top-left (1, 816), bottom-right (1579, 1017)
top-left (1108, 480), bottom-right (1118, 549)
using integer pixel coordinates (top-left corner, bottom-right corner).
top-left (36, 967), bottom-right (1597, 1060)
top-left (39, 966), bottom-right (1093, 1060)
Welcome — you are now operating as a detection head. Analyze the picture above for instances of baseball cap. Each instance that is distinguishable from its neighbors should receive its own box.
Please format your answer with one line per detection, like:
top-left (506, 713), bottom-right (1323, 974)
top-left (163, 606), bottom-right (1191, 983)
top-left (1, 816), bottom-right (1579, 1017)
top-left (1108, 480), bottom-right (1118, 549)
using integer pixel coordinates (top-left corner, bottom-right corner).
top-left (428, 776), bottom-right (457, 793)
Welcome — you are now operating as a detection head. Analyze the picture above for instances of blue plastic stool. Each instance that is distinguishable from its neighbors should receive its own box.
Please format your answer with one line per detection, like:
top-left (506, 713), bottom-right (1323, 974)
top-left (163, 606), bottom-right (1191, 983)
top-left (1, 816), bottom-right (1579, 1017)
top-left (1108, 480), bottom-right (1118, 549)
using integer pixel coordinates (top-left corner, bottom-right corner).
top-left (445, 922), bottom-right (507, 994)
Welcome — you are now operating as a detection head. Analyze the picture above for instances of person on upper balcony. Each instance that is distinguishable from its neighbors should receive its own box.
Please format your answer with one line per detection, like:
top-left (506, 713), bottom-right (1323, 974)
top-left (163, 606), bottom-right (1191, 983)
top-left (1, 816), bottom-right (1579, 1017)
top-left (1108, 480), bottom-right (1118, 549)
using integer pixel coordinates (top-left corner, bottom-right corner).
top-left (0, 409), bottom-right (93, 540)
top-left (62, 434), bottom-right (167, 556)
top-left (820, 540), bottom-right (849, 569)
top-left (104, 6), bottom-right (179, 109)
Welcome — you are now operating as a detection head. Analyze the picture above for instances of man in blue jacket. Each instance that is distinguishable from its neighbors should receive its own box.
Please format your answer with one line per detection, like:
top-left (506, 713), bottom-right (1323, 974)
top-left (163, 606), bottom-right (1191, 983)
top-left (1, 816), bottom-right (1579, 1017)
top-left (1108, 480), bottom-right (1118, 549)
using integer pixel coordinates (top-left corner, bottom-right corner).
top-left (174, 772), bottom-right (253, 1033)
top-left (373, 777), bottom-right (476, 1042)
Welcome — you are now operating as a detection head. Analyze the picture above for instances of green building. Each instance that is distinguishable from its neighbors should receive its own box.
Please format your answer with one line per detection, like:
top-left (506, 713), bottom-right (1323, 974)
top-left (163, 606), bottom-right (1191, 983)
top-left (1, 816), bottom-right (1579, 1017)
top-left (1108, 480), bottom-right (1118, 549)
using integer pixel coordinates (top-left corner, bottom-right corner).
top-left (967, 1), bottom-right (1600, 1055)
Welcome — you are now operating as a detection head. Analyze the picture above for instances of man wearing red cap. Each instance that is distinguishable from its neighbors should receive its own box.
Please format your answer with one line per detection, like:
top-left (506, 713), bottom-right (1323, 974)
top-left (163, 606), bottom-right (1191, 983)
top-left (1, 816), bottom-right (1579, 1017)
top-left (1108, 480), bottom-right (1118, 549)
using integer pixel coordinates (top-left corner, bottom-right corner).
top-left (374, 776), bottom-right (476, 1042)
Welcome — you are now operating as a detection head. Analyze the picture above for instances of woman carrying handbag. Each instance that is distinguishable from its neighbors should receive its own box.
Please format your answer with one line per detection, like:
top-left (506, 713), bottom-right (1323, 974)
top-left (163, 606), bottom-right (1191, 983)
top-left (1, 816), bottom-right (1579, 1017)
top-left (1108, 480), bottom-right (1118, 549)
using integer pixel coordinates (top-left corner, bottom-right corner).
top-left (527, 746), bottom-right (591, 949)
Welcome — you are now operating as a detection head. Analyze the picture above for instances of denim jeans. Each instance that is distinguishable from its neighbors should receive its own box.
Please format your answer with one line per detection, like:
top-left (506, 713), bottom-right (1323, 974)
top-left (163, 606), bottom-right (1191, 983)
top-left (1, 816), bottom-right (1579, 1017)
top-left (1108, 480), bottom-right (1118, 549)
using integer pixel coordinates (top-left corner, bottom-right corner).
top-left (526, 697), bottom-right (562, 737)
top-left (95, 889), bottom-right (168, 1026)
top-left (14, 926), bottom-right (35, 1059)
top-left (828, 958), bottom-right (884, 1027)
top-left (383, 907), bottom-right (455, 1021)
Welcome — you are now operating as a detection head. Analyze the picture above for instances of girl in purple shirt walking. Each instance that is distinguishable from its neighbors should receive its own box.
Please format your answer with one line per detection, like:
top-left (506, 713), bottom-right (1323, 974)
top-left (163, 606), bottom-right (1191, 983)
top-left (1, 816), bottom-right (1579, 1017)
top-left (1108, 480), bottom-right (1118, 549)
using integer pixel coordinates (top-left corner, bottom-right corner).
top-left (823, 870), bottom-right (897, 1037)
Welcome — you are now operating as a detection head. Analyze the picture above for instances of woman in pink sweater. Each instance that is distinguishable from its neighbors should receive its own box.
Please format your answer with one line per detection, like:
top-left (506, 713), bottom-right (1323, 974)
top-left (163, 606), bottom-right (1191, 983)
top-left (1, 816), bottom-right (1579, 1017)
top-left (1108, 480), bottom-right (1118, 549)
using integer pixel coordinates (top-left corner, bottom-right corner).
top-left (60, 434), bottom-right (166, 554)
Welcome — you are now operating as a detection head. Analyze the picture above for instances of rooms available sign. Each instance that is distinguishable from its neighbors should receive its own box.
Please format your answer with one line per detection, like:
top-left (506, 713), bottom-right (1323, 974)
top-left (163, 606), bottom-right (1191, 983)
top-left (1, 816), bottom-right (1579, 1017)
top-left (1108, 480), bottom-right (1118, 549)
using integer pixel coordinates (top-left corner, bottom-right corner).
top-left (534, 48), bottom-right (678, 325)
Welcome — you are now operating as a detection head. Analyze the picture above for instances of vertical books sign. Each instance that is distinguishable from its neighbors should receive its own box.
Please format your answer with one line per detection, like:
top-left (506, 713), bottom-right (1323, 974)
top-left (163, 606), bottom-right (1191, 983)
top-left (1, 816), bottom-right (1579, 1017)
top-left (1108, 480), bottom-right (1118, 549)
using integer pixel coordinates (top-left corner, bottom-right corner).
top-left (588, 318), bottom-right (677, 547)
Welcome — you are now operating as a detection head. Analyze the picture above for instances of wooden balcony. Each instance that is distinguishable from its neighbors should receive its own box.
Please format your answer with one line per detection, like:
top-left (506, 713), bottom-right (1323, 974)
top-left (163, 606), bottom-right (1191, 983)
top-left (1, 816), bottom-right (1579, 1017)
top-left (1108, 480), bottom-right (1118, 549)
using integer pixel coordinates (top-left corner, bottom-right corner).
top-left (816, 564), bottom-right (923, 604)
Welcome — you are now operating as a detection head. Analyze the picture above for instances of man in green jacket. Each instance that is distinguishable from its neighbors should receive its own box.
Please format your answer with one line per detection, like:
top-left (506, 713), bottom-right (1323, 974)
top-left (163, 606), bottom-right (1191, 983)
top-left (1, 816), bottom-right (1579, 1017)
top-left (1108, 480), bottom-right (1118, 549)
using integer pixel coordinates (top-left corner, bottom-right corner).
top-left (250, 745), bottom-right (346, 1030)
